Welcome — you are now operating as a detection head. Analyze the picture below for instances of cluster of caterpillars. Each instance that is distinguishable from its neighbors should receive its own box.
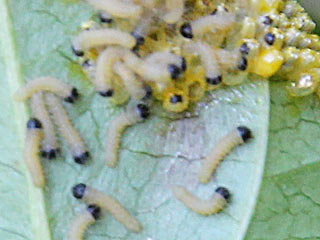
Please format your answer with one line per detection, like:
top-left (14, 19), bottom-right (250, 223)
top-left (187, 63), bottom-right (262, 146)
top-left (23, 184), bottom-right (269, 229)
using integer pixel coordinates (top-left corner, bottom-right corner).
top-left (75, 0), bottom-right (320, 114)
top-left (14, 0), bottom-right (320, 239)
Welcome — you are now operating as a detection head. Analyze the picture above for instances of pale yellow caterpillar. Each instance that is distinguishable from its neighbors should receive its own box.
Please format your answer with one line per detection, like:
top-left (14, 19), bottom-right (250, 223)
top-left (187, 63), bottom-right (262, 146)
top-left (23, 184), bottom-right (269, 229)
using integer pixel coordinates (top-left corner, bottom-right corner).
top-left (31, 92), bottom-right (60, 159)
top-left (45, 93), bottom-right (90, 164)
top-left (24, 118), bottom-right (45, 188)
top-left (180, 6), bottom-right (235, 39)
top-left (131, 10), bottom-right (154, 50)
top-left (172, 186), bottom-right (230, 215)
top-left (144, 52), bottom-right (186, 80)
top-left (163, 0), bottom-right (184, 24)
top-left (72, 29), bottom-right (136, 57)
top-left (72, 184), bottom-right (142, 232)
top-left (213, 47), bottom-right (249, 79)
top-left (113, 61), bottom-right (146, 100)
top-left (184, 42), bottom-right (222, 86)
top-left (69, 204), bottom-right (101, 240)
top-left (14, 77), bottom-right (79, 103)
top-left (105, 103), bottom-right (150, 168)
top-left (86, 0), bottom-right (142, 19)
top-left (94, 46), bottom-right (125, 97)
top-left (199, 126), bottom-right (252, 184)
top-left (123, 51), bottom-right (173, 83)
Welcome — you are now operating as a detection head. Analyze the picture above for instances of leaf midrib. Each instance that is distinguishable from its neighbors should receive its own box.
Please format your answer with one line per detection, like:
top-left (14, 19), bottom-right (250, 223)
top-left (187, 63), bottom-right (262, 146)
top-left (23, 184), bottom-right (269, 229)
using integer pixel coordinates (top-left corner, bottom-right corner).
top-left (0, 0), bottom-right (51, 239)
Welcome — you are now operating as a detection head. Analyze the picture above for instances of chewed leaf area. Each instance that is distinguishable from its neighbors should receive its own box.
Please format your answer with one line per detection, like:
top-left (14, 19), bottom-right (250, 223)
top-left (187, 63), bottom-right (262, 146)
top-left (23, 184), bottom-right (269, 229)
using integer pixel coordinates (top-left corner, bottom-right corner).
top-left (247, 81), bottom-right (320, 240)
top-left (0, 1), bottom-right (271, 240)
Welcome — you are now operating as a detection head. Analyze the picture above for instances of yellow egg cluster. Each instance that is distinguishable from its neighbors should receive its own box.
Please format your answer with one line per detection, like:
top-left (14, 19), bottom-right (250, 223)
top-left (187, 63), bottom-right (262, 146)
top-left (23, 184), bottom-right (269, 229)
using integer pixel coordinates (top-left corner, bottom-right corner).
top-left (75, 0), bottom-right (320, 113)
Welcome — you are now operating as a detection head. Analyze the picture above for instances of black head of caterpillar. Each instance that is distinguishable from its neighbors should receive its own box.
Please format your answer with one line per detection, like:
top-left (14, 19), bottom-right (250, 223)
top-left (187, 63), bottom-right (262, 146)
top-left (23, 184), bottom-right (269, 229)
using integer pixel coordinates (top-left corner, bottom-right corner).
top-left (180, 23), bottom-right (193, 39)
top-left (239, 43), bottom-right (250, 55)
top-left (137, 104), bottom-right (150, 119)
top-left (72, 183), bottom-right (87, 199)
top-left (87, 204), bottom-right (101, 220)
top-left (215, 187), bottom-right (231, 201)
top-left (71, 45), bottom-right (84, 57)
top-left (74, 151), bottom-right (90, 164)
top-left (168, 64), bottom-right (182, 80)
top-left (27, 118), bottom-right (42, 129)
top-left (237, 126), bottom-right (252, 142)
top-left (98, 12), bottom-right (113, 24)
top-left (64, 88), bottom-right (80, 103)
top-left (41, 148), bottom-right (61, 160)
top-left (237, 57), bottom-right (248, 71)
top-left (262, 15), bottom-right (274, 26)
top-left (142, 85), bottom-right (153, 100)
top-left (99, 89), bottom-right (114, 97)
top-left (264, 32), bottom-right (276, 46)
top-left (206, 75), bottom-right (223, 85)
top-left (131, 31), bottom-right (145, 52)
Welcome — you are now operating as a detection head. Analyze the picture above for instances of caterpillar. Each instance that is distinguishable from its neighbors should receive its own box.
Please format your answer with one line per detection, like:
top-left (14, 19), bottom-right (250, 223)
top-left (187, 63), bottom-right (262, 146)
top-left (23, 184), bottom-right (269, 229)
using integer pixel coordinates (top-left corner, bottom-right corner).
top-left (24, 118), bottom-right (45, 188)
top-left (105, 103), bottom-right (150, 168)
top-left (163, 0), bottom-right (184, 24)
top-left (31, 92), bottom-right (60, 159)
top-left (131, 10), bottom-right (154, 50)
top-left (122, 51), bottom-right (175, 83)
top-left (113, 61), bottom-right (146, 100)
top-left (172, 185), bottom-right (230, 215)
top-left (86, 0), bottom-right (142, 19)
top-left (184, 42), bottom-right (222, 87)
top-left (94, 46), bottom-right (125, 97)
top-left (72, 183), bottom-right (142, 232)
top-left (69, 204), bottom-right (101, 240)
top-left (180, 6), bottom-right (235, 39)
top-left (45, 93), bottom-right (90, 164)
top-left (199, 126), bottom-right (252, 184)
top-left (14, 77), bottom-right (79, 103)
top-left (72, 29), bottom-right (136, 57)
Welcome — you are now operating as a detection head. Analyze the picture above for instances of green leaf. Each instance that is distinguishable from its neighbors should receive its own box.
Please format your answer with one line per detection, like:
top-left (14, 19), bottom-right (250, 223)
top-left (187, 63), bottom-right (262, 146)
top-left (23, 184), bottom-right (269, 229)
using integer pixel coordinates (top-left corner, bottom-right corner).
top-left (246, 82), bottom-right (320, 240)
top-left (0, 0), bottom-right (270, 239)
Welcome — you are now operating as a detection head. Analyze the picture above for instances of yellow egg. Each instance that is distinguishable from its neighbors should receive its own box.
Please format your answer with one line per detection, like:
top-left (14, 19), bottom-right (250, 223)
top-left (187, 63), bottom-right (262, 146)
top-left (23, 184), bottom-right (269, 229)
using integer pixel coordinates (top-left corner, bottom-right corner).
top-left (250, 48), bottom-right (284, 78)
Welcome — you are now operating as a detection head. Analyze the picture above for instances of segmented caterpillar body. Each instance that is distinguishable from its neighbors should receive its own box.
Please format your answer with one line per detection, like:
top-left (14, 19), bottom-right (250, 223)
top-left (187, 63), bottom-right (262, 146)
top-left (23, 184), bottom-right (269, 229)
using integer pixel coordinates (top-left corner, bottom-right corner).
top-left (69, 204), bottom-right (101, 240)
top-left (172, 186), bottom-right (230, 215)
top-left (72, 29), bottom-right (136, 56)
top-left (113, 61), bottom-right (146, 100)
top-left (180, 10), bottom-right (235, 39)
top-left (24, 118), bottom-right (45, 188)
top-left (45, 93), bottom-right (89, 164)
top-left (31, 92), bottom-right (59, 159)
top-left (184, 42), bottom-right (222, 86)
top-left (105, 103), bottom-right (149, 167)
top-left (14, 77), bottom-right (79, 103)
top-left (94, 46), bottom-right (125, 96)
top-left (163, 0), bottom-right (184, 24)
top-left (72, 184), bottom-right (142, 232)
top-left (123, 51), bottom-right (172, 83)
top-left (86, 0), bottom-right (142, 19)
top-left (199, 126), bottom-right (252, 184)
